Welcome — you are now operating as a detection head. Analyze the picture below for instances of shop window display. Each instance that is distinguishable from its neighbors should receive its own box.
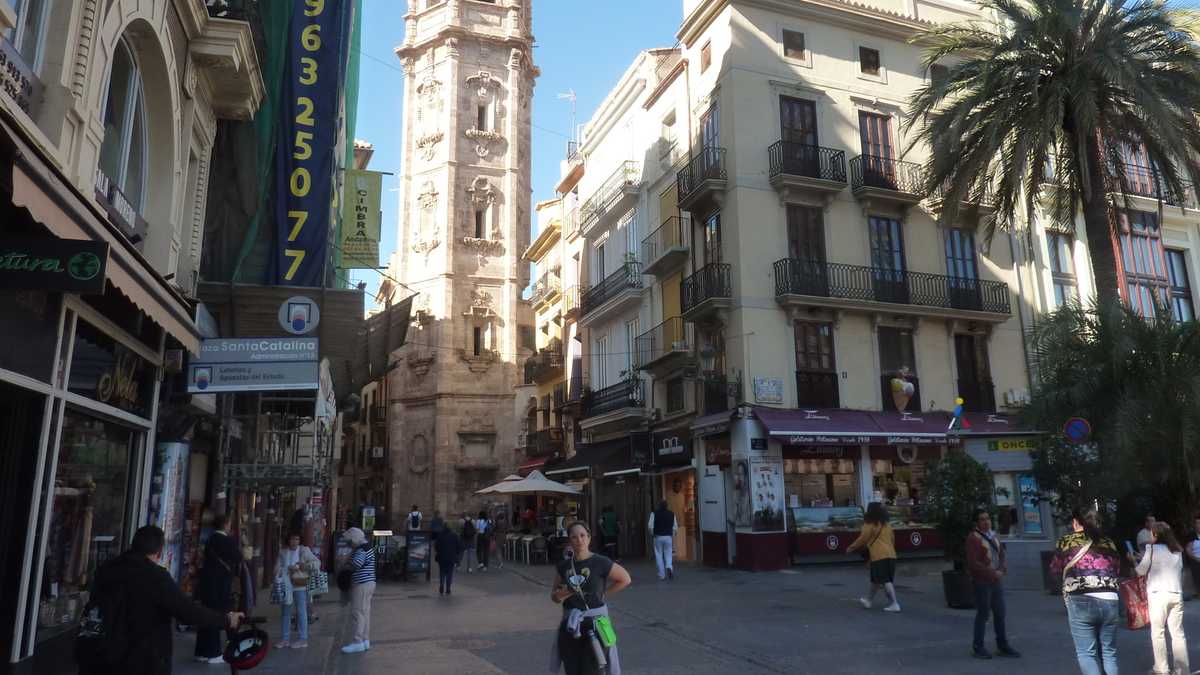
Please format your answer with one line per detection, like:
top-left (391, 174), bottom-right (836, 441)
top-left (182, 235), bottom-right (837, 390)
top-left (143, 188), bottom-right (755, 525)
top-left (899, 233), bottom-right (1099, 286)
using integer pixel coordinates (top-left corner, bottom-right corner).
top-left (784, 456), bottom-right (859, 507)
top-left (37, 410), bottom-right (135, 642)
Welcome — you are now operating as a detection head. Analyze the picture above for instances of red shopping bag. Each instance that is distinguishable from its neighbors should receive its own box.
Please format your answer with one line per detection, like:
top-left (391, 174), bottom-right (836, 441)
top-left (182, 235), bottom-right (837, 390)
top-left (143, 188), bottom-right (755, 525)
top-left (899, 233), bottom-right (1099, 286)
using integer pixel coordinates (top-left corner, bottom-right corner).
top-left (1120, 576), bottom-right (1150, 630)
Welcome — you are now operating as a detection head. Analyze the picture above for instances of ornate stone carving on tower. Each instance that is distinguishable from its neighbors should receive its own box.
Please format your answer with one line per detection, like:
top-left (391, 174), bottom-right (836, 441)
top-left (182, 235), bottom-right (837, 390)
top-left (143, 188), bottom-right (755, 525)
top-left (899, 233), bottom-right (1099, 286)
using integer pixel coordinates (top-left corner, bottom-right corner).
top-left (386, 0), bottom-right (537, 517)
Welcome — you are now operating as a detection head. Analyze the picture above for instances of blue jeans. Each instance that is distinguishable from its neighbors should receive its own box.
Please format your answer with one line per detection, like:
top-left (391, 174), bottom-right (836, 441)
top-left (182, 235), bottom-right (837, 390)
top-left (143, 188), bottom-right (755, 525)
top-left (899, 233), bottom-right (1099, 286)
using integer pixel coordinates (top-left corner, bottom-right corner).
top-left (1066, 595), bottom-right (1119, 675)
top-left (973, 581), bottom-right (1009, 651)
top-left (281, 589), bottom-right (309, 642)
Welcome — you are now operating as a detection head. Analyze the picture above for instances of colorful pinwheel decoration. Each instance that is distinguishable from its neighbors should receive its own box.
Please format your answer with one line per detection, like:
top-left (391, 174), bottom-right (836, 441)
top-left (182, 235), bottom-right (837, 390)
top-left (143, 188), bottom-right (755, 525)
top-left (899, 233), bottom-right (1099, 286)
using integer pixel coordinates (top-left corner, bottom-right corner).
top-left (948, 396), bottom-right (971, 431)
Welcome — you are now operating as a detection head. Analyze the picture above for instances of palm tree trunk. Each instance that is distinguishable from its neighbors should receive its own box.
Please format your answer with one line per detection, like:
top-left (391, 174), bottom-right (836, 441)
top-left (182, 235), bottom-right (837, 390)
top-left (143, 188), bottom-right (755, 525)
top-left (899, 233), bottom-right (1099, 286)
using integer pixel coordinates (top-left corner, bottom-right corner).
top-left (1079, 133), bottom-right (1123, 305)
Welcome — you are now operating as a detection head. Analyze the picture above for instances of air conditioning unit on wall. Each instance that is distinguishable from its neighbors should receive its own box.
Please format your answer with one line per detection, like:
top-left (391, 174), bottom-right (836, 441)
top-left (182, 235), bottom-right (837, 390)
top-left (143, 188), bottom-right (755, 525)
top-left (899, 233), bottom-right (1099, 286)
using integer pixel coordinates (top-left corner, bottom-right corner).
top-left (1003, 388), bottom-right (1031, 407)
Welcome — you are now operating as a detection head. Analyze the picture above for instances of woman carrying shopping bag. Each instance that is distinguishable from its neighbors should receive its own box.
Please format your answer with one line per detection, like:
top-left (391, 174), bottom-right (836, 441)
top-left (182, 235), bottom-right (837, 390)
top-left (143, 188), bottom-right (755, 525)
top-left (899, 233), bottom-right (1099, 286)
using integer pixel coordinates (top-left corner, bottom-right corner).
top-left (1128, 522), bottom-right (1189, 675)
top-left (1050, 508), bottom-right (1123, 675)
top-left (273, 531), bottom-right (319, 649)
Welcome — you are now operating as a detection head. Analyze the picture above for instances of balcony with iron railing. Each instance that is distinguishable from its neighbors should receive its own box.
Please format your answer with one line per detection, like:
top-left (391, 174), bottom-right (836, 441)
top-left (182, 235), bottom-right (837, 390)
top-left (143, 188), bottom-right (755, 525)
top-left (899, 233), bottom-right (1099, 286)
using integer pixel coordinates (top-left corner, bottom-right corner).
top-left (564, 207), bottom-right (581, 240)
top-left (563, 285), bottom-right (582, 320)
top-left (531, 272), bottom-right (562, 309)
top-left (642, 216), bottom-right (688, 277)
top-left (677, 147), bottom-right (727, 212)
top-left (682, 262), bottom-right (733, 321)
top-left (927, 178), bottom-right (996, 214)
top-left (580, 261), bottom-right (643, 324)
top-left (635, 317), bottom-right (693, 374)
top-left (1107, 162), bottom-right (1200, 211)
top-left (581, 378), bottom-right (646, 420)
top-left (773, 258), bottom-right (1011, 321)
top-left (556, 372), bottom-right (585, 411)
top-left (768, 142), bottom-right (847, 201)
top-left (524, 343), bottom-right (565, 384)
top-left (796, 370), bottom-right (840, 409)
top-left (530, 427), bottom-right (564, 456)
top-left (849, 156), bottom-right (925, 207)
top-left (957, 377), bottom-right (997, 413)
top-left (580, 161), bottom-right (642, 237)
top-left (701, 376), bottom-right (738, 416)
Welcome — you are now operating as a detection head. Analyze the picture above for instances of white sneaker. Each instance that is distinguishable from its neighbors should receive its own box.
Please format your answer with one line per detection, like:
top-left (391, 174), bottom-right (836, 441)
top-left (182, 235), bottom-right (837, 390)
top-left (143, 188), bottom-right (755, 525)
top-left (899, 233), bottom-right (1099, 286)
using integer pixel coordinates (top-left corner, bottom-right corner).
top-left (206, 656), bottom-right (225, 664)
top-left (194, 657), bottom-right (209, 663)
top-left (884, 603), bottom-right (902, 613)
top-left (341, 642), bottom-right (367, 654)
top-left (364, 640), bottom-right (371, 650)
top-left (858, 597), bottom-right (872, 610)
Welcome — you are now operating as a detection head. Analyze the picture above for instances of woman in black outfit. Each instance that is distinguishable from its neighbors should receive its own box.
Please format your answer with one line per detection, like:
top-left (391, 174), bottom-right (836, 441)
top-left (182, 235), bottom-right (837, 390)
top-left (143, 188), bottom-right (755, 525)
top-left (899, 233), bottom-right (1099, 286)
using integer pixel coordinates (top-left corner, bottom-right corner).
top-left (193, 513), bottom-right (243, 663)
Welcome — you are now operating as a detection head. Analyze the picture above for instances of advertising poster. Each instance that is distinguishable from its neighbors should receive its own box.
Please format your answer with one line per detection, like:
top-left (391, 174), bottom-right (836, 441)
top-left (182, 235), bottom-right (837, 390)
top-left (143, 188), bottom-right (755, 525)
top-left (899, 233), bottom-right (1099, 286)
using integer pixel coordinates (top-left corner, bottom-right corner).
top-left (750, 457), bottom-right (786, 532)
top-left (150, 442), bottom-right (190, 581)
top-left (1019, 475), bottom-right (1043, 535)
top-left (406, 531), bottom-right (431, 574)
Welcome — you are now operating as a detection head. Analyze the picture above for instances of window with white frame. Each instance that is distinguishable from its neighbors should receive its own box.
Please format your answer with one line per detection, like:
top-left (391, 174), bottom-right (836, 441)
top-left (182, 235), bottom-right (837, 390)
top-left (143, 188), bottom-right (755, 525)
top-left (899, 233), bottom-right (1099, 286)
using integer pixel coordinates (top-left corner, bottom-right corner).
top-left (593, 335), bottom-right (609, 388)
top-left (660, 112), bottom-right (677, 158)
top-left (98, 38), bottom-right (148, 215)
top-left (624, 317), bottom-right (639, 375)
top-left (8, 0), bottom-right (52, 69)
top-left (1047, 232), bottom-right (1077, 308)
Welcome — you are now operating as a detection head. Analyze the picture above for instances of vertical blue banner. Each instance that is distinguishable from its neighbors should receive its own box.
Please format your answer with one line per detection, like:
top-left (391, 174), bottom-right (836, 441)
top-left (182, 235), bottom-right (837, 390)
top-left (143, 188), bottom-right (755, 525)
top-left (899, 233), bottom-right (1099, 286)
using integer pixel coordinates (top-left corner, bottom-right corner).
top-left (272, 0), bottom-right (348, 286)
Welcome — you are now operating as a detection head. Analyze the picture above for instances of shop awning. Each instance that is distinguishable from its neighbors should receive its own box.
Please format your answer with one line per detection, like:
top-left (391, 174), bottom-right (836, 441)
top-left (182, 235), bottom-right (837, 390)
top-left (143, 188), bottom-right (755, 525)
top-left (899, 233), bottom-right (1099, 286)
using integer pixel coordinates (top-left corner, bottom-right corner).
top-left (544, 441), bottom-right (625, 476)
top-left (0, 111), bottom-right (200, 353)
top-left (754, 406), bottom-right (961, 446)
top-left (690, 409), bottom-right (734, 436)
top-left (518, 455), bottom-right (552, 476)
top-left (868, 411), bottom-right (958, 445)
top-left (955, 412), bottom-right (1039, 436)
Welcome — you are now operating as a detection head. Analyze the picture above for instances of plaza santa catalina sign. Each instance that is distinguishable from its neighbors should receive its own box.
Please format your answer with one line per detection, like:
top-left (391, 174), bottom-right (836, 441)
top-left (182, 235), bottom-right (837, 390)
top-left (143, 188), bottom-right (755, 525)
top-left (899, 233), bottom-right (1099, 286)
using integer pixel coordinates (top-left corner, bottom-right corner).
top-left (0, 239), bottom-right (109, 293)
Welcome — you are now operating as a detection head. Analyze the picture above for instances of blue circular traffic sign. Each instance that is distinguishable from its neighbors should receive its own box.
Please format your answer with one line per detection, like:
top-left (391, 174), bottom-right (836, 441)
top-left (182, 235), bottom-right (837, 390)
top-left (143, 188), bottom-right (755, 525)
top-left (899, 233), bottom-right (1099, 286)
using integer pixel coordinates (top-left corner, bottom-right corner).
top-left (1063, 417), bottom-right (1091, 444)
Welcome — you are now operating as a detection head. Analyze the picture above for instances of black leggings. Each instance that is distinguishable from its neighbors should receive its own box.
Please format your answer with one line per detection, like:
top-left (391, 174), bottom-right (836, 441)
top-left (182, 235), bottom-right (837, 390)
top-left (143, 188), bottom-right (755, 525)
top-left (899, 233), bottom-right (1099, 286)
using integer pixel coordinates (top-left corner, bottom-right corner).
top-left (477, 535), bottom-right (490, 567)
top-left (557, 626), bottom-right (603, 675)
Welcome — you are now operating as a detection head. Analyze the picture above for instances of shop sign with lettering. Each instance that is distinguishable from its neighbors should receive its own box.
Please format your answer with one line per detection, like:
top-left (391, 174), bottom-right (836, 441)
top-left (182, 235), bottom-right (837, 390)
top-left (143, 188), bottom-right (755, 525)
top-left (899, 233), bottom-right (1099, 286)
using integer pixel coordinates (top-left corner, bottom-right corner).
top-left (988, 438), bottom-right (1036, 452)
top-left (187, 337), bottom-right (319, 392)
top-left (0, 239), bottom-right (109, 293)
top-left (69, 320), bottom-right (156, 418)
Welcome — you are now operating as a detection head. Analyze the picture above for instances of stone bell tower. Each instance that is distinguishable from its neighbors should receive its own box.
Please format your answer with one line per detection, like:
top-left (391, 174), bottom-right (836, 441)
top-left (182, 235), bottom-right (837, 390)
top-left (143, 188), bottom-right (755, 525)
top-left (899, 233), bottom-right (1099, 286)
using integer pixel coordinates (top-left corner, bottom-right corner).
top-left (386, 0), bottom-right (536, 518)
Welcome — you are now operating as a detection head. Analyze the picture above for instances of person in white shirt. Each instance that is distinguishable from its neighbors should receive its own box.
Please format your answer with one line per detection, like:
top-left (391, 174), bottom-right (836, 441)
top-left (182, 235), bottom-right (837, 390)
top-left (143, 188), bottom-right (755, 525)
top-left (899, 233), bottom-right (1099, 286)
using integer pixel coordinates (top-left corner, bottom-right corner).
top-left (648, 501), bottom-right (679, 580)
top-left (1130, 522), bottom-right (1188, 675)
top-left (1137, 514), bottom-right (1157, 551)
top-left (407, 505), bottom-right (423, 532)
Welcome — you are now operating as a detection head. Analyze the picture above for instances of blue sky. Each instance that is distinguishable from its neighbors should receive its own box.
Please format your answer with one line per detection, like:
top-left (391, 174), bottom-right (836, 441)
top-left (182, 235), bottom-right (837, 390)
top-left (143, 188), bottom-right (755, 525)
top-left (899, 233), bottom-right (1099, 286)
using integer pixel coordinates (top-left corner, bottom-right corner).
top-left (348, 0), bottom-right (682, 296)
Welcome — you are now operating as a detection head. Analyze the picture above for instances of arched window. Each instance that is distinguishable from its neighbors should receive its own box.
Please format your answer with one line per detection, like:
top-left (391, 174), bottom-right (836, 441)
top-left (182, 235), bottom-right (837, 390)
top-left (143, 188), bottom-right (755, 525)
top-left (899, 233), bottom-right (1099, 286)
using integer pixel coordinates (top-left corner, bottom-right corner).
top-left (98, 38), bottom-right (147, 215)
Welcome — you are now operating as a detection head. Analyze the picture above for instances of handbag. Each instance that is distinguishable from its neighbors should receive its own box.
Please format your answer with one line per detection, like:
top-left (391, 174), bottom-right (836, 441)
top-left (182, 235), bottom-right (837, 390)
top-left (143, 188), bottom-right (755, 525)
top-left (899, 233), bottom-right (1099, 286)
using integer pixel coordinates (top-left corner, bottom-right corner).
top-left (269, 578), bottom-right (287, 605)
top-left (1121, 545), bottom-right (1153, 630)
top-left (307, 570), bottom-right (329, 596)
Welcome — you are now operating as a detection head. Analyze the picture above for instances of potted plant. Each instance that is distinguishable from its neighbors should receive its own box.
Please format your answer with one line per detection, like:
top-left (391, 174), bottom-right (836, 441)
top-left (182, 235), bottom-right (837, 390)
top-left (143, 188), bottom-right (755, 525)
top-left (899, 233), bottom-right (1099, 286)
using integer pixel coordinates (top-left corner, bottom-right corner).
top-left (922, 450), bottom-right (996, 609)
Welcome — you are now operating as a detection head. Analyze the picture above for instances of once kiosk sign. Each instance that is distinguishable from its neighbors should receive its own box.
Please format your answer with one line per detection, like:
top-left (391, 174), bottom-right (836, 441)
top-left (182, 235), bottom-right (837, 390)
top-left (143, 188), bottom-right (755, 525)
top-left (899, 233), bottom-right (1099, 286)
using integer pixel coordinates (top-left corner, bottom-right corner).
top-left (0, 239), bottom-right (109, 293)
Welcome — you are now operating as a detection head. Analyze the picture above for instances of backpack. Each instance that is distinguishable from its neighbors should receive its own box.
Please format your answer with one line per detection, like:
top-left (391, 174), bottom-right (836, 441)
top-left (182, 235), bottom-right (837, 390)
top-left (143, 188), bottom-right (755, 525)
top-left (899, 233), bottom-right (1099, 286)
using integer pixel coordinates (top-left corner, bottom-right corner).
top-left (462, 518), bottom-right (476, 539)
top-left (74, 582), bottom-right (131, 667)
top-left (409, 512), bottom-right (421, 530)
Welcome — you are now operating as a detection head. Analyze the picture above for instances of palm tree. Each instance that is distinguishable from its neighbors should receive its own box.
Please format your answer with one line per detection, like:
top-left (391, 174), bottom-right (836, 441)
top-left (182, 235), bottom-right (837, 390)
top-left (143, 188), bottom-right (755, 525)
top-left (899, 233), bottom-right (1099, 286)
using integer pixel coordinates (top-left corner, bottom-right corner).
top-left (1023, 299), bottom-right (1200, 525)
top-left (907, 0), bottom-right (1200, 304)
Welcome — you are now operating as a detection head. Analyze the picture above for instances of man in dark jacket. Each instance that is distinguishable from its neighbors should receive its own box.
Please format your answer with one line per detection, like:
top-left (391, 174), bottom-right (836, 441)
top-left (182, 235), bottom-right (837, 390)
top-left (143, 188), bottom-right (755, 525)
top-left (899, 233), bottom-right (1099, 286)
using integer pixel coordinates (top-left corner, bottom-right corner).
top-left (434, 526), bottom-right (465, 596)
top-left (964, 510), bottom-right (1019, 660)
top-left (79, 525), bottom-right (242, 675)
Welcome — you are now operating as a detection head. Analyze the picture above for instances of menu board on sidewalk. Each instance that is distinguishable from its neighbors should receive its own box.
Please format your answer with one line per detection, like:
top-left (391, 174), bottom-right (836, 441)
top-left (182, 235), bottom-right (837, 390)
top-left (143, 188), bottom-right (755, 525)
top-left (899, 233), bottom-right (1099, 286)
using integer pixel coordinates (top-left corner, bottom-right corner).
top-left (405, 531), bottom-right (431, 579)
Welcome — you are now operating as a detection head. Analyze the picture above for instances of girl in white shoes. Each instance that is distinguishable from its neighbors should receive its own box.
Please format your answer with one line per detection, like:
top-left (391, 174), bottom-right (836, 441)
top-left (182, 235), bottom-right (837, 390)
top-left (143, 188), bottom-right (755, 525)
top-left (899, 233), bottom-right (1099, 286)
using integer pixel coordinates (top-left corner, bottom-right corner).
top-left (846, 502), bottom-right (901, 613)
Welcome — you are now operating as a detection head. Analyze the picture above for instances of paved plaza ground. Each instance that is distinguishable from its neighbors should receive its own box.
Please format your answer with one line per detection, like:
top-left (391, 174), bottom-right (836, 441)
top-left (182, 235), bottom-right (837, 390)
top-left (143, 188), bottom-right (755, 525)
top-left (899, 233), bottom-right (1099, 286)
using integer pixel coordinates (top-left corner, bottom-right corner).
top-left (173, 558), bottom-right (1200, 674)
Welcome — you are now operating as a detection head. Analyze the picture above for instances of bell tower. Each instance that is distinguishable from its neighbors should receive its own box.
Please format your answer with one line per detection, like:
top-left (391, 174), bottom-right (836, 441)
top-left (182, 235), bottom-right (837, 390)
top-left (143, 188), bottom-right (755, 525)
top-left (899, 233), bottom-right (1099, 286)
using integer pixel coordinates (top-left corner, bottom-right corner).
top-left (387, 0), bottom-right (536, 516)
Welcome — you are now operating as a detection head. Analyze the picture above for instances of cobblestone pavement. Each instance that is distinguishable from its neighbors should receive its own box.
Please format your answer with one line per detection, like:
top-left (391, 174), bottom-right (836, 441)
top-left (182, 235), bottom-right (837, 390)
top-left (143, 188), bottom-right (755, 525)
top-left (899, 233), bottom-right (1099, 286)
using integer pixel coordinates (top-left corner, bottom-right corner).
top-left (173, 558), bottom-right (1200, 674)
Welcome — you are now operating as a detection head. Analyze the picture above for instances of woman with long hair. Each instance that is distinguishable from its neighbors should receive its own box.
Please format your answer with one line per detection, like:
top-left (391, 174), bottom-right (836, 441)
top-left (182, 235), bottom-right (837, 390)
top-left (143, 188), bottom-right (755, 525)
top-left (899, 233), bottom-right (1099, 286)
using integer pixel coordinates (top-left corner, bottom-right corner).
top-left (549, 521), bottom-right (631, 674)
top-left (1129, 521), bottom-right (1189, 675)
top-left (845, 502), bottom-right (900, 612)
top-left (1050, 508), bottom-right (1122, 675)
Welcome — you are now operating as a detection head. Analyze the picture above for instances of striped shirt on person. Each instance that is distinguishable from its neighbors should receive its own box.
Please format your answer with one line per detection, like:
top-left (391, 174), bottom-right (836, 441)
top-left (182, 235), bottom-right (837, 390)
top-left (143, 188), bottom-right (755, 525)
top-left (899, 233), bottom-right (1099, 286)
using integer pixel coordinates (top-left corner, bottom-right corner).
top-left (350, 546), bottom-right (376, 585)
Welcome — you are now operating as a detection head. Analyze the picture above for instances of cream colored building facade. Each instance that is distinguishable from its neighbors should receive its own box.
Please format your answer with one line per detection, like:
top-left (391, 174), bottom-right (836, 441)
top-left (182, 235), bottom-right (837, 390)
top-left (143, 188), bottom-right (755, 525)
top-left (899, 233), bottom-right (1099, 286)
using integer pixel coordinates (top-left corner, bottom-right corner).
top-left (383, 0), bottom-right (537, 518)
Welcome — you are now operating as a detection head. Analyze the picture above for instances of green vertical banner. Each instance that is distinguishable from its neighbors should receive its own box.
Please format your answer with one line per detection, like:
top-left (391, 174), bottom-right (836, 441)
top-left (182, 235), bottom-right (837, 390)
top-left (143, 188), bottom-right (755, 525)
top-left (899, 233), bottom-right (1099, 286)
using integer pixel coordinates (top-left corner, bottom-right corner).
top-left (340, 169), bottom-right (382, 268)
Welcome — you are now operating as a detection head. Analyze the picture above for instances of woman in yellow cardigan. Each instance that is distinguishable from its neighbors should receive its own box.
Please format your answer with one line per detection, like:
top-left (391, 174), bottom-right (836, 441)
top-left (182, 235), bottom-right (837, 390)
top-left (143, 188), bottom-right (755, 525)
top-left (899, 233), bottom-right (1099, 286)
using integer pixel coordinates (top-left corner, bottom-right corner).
top-left (846, 502), bottom-right (901, 613)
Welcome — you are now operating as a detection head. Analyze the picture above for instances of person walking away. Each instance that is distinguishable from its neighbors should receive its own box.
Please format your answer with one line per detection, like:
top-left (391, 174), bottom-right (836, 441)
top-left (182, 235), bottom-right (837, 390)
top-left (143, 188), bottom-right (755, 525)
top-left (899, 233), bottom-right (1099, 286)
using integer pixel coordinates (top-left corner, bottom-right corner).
top-left (341, 527), bottom-right (376, 654)
top-left (274, 531), bottom-right (319, 649)
top-left (1129, 522), bottom-right (1189, 675)
top-left (407, 505), bottom-right (423, 532)
top-left (549, 522), bottom-right (632, 675)
top-left (434, 525), bottom-right (465, 595)
top-left (492, 509), bottom-right (508, 569)
top-left (429, 510), bottom-right (444, 534)
top-left (76, 526), bottom-right (243, 675)
top-left (648, 501), bottom-right (678, 581)
top-left (1187, 515), bottom-right (1200, 599)
top-left (966, 509), bottom-right (1020, 659)
top-left (475, 511), bottom-right (493, 570)
top-left (193, 512), bottom-right (242, 663)
top-left (1050, 508), bottom-right (1122, 675)
top-left (600, 506), bottom-right (620, 560)
top-left (460, 513), bottom-right (478, 572)
top-left (1138, 514), bottom-right (1158, 551)
top-left (846, 502), bottom-right (900, 612)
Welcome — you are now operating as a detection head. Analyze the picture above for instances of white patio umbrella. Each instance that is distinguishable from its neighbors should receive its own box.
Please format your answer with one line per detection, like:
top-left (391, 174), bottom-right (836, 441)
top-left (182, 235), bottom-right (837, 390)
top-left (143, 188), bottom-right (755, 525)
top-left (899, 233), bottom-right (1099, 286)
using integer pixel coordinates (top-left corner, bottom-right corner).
top-left (475, 469), bottom-right (581, 496)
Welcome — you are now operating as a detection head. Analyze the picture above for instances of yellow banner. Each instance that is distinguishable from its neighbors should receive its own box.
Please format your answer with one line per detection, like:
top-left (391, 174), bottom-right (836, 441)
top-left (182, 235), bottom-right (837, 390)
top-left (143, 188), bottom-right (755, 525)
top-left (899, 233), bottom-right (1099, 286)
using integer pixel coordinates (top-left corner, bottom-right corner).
top-left (341, 169), bottom-right (382, 268)
top-left (987, 438), bottom-right (1035, 452)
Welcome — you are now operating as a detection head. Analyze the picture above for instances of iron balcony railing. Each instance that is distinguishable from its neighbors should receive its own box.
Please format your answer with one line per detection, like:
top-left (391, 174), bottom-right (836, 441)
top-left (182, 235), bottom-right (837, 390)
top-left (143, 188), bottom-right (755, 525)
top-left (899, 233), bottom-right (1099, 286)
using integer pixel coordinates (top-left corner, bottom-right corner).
top-left (654, 49), bottom-right (683, 86)
top-left (533, 428), bottom-right (564, 455)
top-left (634, 317), bottom-right (692, 370)
top-left (580, 161), bottom-right (641, 231)
top-left (682, 263), bottom-right (732, 315)
top-left (566, 140), bottom-right (580, 162)
top-left (701, 376), bottom-right (735, 415)
top-left (768, 142), bottom-right (847, 184)
top-left (773, 258), bottom-right (1011, 314)
top-left (642, 216), bottom-right (686, 265)
top-left (531, 273), bottom-right (562, 306)
top-left (563, 285), bottom-right (582, 316)
top-left (880, 374), bottom-right (922, 413)
top-left (564, 207), bottom-right (580, 239)
top-left (581, 261), bottom-right (642, 316)
top-left (929, 178), bottom-right (996, 206)
top-left (1108, 162), bottom-right (1200, 209)
top-left (582, 379), bottom-right (645, 418)
top-left (553, 382), bottom-right (568, 409)
top-left (796, 370), bottom-right (840, 409)
top-left (524, 345), bottom-right (565, 383)
top-left (677, 147), bottom-right (727, 204)
top-left (957, 377), bottom-right (997, 413)
top-left (849, 155), bottom-right (925, 195)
